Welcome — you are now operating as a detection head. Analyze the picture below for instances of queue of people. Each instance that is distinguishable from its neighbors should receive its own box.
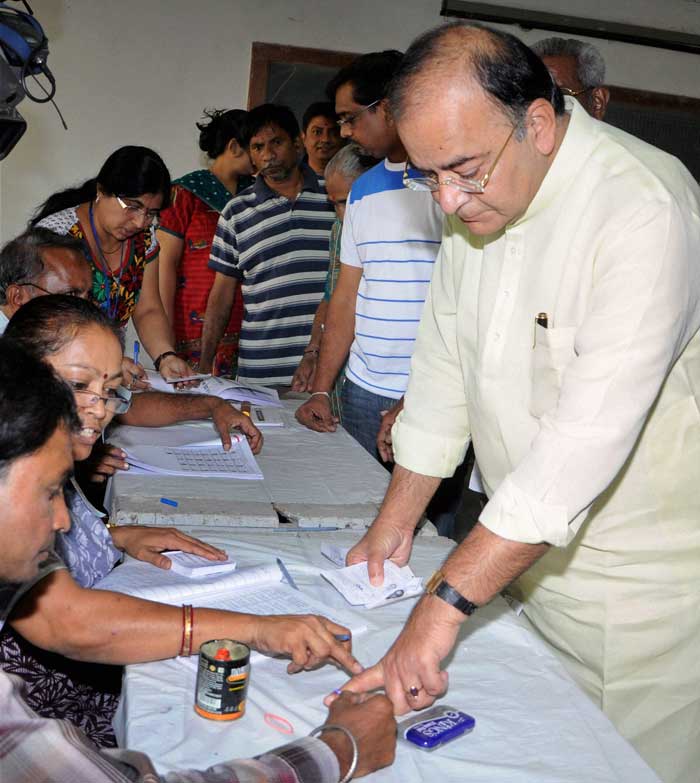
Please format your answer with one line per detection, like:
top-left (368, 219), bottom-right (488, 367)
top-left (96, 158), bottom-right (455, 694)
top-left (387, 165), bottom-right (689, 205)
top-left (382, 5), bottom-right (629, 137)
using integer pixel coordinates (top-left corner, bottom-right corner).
top-left (0, 20), bottom-right (699, 783)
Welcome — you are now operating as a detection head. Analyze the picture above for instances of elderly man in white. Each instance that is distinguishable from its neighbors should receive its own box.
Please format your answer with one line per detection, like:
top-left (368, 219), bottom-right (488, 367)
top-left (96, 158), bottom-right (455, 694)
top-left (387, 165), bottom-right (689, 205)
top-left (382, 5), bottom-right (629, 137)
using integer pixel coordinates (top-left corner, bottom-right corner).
top-left (336, 22), bottom-right (700, 783)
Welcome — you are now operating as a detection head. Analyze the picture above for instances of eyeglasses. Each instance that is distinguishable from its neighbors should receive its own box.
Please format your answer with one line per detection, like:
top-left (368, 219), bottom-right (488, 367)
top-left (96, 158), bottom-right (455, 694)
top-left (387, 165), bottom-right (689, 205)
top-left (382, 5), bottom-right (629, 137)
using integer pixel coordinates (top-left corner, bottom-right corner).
top-left (116, 196), bottom-right (160, 226)
top-left (336, 99), bottom-right (380, 128)
top-left (403, 124), bottom-right (518, 195)
top-left (69, 382), bottom-right (132, 414)
top-left (559, 85), bottom-right (594, 98)
top-left (17, 281), bottom-right (90, 298)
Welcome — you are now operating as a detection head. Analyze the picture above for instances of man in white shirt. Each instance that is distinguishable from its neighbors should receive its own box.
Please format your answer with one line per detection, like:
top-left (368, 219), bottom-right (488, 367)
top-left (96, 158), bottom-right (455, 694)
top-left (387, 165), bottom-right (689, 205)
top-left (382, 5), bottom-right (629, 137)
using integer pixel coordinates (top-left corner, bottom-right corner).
top-left (295, 51), bottom-right (443, 459)
top-left (339, 23), bottom-right (700, 783)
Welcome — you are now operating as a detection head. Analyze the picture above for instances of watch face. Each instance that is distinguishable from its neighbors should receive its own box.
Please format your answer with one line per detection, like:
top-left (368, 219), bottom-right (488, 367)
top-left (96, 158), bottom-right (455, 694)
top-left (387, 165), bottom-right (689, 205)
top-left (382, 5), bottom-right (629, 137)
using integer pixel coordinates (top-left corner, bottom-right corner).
top-left (426, 570), bottom-right (444, 594)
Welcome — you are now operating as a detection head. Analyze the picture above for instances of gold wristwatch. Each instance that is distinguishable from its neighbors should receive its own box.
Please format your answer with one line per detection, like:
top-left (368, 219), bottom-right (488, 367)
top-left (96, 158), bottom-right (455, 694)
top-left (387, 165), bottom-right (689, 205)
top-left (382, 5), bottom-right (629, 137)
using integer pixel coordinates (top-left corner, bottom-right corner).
top-left (425, 569), bottom-right (479, 616)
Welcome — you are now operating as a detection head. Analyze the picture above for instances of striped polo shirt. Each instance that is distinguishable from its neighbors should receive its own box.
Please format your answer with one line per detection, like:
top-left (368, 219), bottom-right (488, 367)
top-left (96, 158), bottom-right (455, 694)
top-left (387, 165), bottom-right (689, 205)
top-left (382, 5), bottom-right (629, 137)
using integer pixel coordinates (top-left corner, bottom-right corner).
top-left (209, 165), bottom-right (334, 385)
top-left (341, 159), bottom-right (444, 398)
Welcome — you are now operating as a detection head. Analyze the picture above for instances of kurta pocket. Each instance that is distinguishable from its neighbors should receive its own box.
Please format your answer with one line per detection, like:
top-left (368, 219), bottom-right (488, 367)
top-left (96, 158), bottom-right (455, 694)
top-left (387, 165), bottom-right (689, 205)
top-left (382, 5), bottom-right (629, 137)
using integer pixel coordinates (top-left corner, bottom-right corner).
top-left (530, 325), bottom-right (577, 418)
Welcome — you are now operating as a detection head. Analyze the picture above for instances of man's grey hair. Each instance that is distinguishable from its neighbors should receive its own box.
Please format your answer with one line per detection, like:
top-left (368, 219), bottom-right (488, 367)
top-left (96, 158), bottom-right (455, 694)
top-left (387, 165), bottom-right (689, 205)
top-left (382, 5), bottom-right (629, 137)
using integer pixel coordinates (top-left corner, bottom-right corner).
top-left (324, 144), bottom-right (374, 183)
top-left (531, 37), bottom-right (606, 89)
top-left (0, 228), bottom-right (85, 304)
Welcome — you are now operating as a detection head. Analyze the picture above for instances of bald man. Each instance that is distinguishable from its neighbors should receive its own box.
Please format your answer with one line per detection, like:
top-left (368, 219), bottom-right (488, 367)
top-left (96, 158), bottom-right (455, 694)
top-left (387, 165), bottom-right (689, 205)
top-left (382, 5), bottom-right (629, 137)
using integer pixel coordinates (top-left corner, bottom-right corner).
top-left (339, 22), bottom-right (700, 783)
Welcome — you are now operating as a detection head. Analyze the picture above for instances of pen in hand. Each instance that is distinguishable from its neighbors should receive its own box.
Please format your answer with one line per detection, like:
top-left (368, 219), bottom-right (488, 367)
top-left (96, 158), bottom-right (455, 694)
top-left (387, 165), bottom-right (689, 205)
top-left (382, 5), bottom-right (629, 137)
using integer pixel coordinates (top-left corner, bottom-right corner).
top-left (133, 340), bottom-right (140, 365)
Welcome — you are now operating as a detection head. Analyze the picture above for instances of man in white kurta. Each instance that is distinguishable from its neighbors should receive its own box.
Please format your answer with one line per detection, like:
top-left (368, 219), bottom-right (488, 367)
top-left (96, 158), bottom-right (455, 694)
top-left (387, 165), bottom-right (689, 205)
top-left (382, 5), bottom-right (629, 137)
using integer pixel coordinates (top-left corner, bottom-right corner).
top-left (340, 23), bottom-right (700, 783)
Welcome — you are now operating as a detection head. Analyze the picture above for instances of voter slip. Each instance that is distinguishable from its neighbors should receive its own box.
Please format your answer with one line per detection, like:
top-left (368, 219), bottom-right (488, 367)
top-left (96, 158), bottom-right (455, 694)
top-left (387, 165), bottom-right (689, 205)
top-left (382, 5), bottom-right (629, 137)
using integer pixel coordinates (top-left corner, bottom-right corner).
top-left (320, 559), bottom-right (423, 609)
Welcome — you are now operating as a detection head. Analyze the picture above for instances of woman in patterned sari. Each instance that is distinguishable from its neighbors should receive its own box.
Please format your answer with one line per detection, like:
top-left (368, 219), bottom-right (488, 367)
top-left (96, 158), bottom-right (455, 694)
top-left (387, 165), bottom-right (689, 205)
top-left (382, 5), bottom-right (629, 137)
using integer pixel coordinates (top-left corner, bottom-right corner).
top-left (31, 146), bottom-right (192, 386)
top-left (157, 109), bottom-right (254, 377)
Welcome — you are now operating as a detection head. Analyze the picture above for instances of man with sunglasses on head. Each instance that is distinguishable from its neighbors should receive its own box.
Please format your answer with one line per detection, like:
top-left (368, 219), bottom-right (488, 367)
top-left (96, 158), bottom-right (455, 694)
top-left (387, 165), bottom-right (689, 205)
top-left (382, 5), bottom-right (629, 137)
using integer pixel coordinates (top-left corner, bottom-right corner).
top-left (0, 228), bottom-right (93, 331)
top-left (337, 23), bottom-right (700, 783)
top-left (532, 37), bottom-right (610, 120)
top-left (295, 50), bottom-right (444, 465)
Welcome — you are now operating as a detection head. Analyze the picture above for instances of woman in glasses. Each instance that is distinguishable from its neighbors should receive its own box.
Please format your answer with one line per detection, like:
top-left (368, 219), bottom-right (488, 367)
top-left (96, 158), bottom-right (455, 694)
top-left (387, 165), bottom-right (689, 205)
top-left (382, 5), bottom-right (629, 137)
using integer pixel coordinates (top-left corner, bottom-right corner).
top-left (157, 109), bottom-right (253, 376)
top-left (1, 295), bottom-right (360, 748)
top-left (30, 146), bottom-right (191, 384)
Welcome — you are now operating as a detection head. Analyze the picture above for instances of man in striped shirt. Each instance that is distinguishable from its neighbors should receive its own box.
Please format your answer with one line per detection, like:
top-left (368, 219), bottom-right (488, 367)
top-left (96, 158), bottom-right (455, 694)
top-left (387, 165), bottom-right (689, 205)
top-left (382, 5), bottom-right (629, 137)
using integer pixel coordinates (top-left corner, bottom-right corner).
top-left (295, 52), bottom-right (443, 458)
top-left (200, 104), bottom-right (335, 385)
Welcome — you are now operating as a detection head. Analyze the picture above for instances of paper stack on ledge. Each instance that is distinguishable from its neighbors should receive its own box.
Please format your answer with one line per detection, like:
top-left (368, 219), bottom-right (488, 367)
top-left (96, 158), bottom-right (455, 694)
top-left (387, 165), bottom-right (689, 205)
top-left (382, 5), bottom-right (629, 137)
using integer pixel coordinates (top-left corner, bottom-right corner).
top-left (143, 370), bottom-right (281, 407)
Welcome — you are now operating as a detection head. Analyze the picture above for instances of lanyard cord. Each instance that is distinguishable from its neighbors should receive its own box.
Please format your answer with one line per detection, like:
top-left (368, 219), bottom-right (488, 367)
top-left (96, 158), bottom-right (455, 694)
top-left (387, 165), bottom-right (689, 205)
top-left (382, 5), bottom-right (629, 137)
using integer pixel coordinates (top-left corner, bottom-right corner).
top-left (88, 201), bottom-right (126, 321)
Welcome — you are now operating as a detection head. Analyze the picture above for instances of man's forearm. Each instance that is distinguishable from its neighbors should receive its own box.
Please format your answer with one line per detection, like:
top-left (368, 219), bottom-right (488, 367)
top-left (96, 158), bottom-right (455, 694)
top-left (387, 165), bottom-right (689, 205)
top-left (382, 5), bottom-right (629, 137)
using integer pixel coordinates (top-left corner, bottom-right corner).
top-left (306, 301), bottom-right (328, 351)
top-left (312, 297), bottom-right (355, 391)
top-left (376, 465), bottom-right (442, 532)
top-left (121, 392), bottom-right (221, 427)
top-left (200, 280), bottom-right (236, 371)
top-left (441, 522), bottom-right (549, 607)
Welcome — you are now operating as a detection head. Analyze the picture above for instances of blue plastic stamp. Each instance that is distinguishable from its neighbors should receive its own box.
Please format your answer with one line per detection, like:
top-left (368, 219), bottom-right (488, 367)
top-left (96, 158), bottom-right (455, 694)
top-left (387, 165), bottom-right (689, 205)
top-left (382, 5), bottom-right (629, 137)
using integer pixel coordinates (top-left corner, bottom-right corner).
top-left (399, 705), bottom-right (475, 751)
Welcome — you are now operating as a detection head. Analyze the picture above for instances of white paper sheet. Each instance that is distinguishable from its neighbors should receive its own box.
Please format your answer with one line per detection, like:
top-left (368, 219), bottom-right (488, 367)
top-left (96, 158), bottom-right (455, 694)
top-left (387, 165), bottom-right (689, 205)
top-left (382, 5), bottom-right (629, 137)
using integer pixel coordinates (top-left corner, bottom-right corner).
top-left (166, 551), bottom-right (237, 579)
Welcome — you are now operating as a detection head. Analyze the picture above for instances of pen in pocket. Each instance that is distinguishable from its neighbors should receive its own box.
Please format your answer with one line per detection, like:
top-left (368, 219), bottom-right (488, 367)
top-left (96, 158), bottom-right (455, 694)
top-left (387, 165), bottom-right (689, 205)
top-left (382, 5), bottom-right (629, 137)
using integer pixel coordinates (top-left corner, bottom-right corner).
top-left (534, 312), bottom-right (549, 347)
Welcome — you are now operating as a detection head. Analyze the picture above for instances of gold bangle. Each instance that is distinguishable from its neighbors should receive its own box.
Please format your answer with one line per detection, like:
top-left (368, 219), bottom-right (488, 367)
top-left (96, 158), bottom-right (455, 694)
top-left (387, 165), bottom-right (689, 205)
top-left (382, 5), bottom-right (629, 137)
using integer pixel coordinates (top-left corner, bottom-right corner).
top-left (180, 604), bottom-right (193, 657)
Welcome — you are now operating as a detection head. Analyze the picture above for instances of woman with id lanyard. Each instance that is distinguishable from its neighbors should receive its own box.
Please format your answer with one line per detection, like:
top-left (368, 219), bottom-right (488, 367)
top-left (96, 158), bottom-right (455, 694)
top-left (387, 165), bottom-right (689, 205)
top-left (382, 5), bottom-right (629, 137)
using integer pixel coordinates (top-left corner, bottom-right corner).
top-left (31, 145), bottom-right (191, 386)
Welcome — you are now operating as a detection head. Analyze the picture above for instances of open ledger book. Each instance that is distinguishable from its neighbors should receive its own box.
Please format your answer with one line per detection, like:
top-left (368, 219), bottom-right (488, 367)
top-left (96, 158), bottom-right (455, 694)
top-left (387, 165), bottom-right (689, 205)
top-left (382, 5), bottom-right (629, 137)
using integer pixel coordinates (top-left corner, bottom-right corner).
top-left (125, 436), bottom-right (263, 479)
top-left (95, 558), bottom-right (368, 664)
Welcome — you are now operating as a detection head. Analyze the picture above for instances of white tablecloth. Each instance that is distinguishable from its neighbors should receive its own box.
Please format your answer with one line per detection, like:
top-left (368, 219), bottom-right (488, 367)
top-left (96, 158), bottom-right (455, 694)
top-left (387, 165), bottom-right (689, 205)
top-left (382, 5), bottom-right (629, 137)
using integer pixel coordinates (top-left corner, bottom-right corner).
top-left (114, 530), bottom-right (659, 782)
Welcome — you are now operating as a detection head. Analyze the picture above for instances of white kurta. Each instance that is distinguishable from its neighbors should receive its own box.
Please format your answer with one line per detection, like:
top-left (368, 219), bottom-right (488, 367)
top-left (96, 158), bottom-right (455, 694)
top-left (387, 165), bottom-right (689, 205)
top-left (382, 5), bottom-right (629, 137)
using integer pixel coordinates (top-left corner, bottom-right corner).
top-left (393, 100), bottom-right (700, 783)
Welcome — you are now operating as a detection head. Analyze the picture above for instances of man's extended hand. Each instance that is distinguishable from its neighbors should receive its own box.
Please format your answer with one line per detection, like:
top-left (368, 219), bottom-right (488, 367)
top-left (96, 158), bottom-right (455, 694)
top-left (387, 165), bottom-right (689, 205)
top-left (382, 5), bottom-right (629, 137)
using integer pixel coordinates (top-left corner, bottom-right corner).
top-left (295, 394), bottom-right (339, 432)
top-left (346, 519), bottom-right (415, 586)
top-left (210, 400), bottom-right (263, 454)
top-left (320, 691), bottom-right (396, 779)
top-left (325, 595), bottom-right (462, 715)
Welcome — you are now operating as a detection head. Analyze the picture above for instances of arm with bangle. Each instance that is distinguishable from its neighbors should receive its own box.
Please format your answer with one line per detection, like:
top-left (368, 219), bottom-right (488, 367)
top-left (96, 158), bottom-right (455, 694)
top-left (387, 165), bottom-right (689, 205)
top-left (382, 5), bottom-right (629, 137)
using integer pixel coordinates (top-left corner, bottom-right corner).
top-left (1, 673), bottom-right (395, 783)
top-left (9, 568), bottom-right (360, 675)
top-left (295, 264), bottom-right (361, 432)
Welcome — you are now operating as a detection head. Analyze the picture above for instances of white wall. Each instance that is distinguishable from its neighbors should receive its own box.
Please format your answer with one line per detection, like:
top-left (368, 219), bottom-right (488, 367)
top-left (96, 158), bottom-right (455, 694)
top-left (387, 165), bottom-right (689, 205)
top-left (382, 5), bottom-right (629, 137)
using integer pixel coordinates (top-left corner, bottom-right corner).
top-left (2, 0), bottom-right (699, 241)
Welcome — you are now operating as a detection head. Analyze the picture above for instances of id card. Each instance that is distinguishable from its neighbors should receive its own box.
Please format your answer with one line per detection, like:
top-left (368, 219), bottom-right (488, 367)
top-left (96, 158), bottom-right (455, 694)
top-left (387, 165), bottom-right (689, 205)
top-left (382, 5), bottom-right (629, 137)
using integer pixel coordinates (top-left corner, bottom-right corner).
top-left (399, 705), bottom-right (475, 752)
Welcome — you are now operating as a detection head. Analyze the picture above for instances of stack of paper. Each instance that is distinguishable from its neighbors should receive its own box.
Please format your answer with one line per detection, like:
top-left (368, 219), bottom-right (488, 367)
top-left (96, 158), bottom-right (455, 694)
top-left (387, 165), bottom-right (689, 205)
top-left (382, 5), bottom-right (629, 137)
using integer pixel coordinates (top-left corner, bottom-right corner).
top-left (143, 370), bottom-right (281, 407)
top-left (320, 544), bottom-right (423, 609)
top-left (167, 551), bottom-right (237, 578)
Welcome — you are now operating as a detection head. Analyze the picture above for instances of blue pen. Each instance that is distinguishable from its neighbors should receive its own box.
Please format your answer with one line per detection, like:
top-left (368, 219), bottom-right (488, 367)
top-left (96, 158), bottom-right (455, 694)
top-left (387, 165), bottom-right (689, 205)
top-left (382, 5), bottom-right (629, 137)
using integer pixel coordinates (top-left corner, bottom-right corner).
top-left (159, 497), bottom-right (178, 507)
top-left (276, 558), bottom-right (299, 591)
top-left (334, 633), bottom-right (351, 642)
top-left (133, 340), bottom-right (140, 365)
